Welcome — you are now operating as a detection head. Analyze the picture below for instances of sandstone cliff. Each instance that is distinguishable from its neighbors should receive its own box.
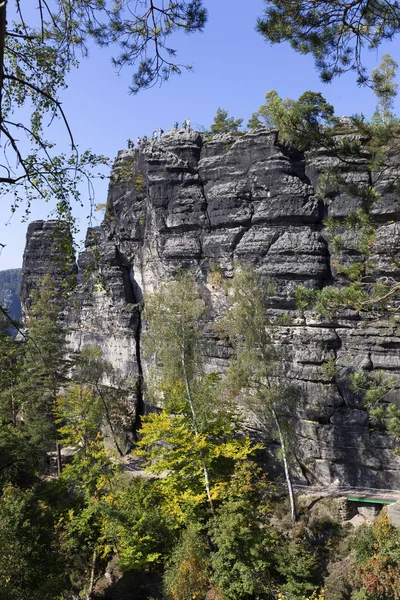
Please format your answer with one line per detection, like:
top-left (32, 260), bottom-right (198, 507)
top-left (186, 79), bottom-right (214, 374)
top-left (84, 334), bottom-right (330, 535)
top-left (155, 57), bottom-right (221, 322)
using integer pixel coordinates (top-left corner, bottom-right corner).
top-left (21, 126), bottom-right (400, 488)
top-left (0, 268), bottom-right (22, 322)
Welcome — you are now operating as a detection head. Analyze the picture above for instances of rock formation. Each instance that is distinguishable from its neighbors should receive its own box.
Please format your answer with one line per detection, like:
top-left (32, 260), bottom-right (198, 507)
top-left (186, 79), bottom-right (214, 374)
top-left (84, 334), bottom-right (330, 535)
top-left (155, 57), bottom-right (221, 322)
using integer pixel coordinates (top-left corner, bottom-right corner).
top-left (21, 220), bottom-right (77, 318)
top-left (21, 126), bottom-right (400, 488)
top-left (0, 268), bottom-right (22, 322)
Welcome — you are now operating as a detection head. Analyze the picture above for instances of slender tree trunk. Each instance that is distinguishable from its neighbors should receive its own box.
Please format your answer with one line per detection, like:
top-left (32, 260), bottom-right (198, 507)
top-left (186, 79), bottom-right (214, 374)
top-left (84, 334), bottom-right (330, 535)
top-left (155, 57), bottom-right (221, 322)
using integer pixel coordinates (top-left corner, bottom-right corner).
top-left (56, 438), bottom-right (62, 475)
top-left (181, 345), bottom-right (214, 514)
top-left (53, 386), bottom-right (62, 475)
top-left (0, 0), bottom-right (6, 124)
top-left (86, 546), bottom-right (97, 600)
top-left (96, 387), bottom-right (124, 456)
top-left (10, 360), bottom-right (16, 425)
top-left (272, 407), bottom-right (297, 523)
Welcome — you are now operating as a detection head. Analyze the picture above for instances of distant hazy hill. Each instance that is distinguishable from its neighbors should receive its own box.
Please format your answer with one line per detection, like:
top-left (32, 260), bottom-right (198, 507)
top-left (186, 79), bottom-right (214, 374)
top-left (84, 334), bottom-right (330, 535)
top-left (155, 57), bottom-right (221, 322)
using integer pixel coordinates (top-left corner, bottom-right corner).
top-left (0, 268), bottom-right (22, 321)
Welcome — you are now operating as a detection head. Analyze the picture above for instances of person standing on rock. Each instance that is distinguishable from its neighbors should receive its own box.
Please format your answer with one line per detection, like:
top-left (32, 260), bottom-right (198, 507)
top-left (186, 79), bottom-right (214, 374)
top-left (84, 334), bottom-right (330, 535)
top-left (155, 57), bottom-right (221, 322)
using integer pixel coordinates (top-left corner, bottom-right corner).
top-left (137, 136), bottom-right (141, 146)
top-left (187, 118), bottom-right (191, 131)
top-left (127, 139), bottom-right (134, 149)
top-left (174, 121), bottom-right (179, 130)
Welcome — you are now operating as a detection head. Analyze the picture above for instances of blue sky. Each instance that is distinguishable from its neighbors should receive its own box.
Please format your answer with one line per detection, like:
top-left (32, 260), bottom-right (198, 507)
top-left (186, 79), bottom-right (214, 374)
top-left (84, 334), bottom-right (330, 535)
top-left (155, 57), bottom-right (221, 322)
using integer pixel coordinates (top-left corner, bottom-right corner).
top-left (1, 0), bottom-right (400, 270)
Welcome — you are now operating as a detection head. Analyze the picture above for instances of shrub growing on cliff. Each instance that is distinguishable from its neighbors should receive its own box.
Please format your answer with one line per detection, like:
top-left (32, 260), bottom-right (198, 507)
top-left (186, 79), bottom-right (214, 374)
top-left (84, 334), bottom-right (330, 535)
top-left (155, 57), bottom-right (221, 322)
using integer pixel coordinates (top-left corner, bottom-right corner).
top-left (210, 107), bottom-right (244, 134)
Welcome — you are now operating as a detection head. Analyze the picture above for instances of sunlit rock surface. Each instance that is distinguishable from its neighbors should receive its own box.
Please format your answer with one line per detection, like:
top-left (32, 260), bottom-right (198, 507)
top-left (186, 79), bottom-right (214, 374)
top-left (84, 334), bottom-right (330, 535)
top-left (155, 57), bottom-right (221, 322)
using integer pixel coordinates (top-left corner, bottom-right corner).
top-left (21, 126), bottom-right (400, 487)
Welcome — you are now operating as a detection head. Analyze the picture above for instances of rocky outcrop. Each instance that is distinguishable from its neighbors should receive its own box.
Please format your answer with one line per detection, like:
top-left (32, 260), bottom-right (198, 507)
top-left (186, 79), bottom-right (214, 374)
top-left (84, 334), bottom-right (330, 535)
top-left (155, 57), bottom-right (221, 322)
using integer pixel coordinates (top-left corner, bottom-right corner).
top-left (21, 126), bottom-right (400, 488)
top-left (0, 268), bottom-right (22, 321)
top-left (21, 220), bottom-right (77, 318)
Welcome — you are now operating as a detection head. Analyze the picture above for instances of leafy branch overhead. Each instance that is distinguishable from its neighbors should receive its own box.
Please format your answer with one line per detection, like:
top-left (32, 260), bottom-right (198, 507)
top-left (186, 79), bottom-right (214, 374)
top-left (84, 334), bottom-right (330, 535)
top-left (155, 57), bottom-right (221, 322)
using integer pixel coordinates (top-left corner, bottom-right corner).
top-left (0, 0), bottom-right (207, 225)
top-left (257, 0), bottom-right (400, 83)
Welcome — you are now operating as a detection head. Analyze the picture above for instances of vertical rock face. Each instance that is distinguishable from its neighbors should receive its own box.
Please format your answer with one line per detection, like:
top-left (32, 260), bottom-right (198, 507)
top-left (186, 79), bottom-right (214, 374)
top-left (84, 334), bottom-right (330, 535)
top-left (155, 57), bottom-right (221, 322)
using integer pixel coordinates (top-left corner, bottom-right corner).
top-left (21, 126), bottom-right (400, 487)
top-left (0, 268), bottom-right (22, 322)
top-left (20, 220), bottom-right (77, 318)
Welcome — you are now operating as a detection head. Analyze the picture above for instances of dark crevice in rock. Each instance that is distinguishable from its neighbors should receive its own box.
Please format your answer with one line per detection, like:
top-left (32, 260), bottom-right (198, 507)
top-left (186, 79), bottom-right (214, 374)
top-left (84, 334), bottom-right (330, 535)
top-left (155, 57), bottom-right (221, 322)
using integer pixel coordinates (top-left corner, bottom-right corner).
top-left (115, 248), bottom-right (145, 438)
top-left (128, 266), bottom-right (145, 439)
top-left (197, 170), bottom-right (212, 232)
top-left (277, 143), bottom-right (311, 185)
top-left (132, 308), bottom-right (144, 439)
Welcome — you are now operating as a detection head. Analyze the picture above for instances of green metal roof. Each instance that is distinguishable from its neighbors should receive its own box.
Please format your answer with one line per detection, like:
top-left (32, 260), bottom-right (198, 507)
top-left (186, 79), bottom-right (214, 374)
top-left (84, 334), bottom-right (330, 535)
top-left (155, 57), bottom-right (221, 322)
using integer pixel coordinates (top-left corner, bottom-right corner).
top-left (347, 497), bottom-right (395, 505)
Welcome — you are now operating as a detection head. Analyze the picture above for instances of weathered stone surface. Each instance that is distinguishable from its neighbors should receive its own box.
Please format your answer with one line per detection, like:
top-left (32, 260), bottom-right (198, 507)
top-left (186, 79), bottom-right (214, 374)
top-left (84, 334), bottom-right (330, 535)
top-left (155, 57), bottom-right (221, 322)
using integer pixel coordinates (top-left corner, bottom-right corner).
top-left (20, 126), bottom-right (400, 487)
top-left (0, 268), bottom-right (22, 322)
top-left (20, 220), bottom-right (77, 318)
top-left (387, 500), bottom-right (400, 528)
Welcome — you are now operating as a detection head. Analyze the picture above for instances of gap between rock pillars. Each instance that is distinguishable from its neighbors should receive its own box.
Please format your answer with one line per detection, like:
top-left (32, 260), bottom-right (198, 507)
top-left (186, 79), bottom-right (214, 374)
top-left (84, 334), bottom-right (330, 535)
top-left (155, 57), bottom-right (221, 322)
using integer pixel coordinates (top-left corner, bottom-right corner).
top-left (128, 265), bottom-right (145, 438)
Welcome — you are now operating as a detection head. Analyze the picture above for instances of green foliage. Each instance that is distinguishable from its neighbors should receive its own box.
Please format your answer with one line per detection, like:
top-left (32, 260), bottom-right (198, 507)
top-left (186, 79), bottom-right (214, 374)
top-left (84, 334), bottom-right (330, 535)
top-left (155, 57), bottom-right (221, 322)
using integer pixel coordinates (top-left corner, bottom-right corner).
top-left (72, 345), bottom-right (132, 456)
top-left (140, 273), bottom-right (256, 521)
top-left (136, 402), bottom-right (254, 523)
top-left (0, 425), bottom-right (43, 489)
top-left (371, 54), bottom-right (399, 123)
top-left (56, 384), bottom-right (103, 454)
top-left (321, 358), bottom-right (338, 382)
top-left (16, 276), bottom-right (67, 450)
top-left (256, 0), bottom-right (400, 83)
top-left (222, 265), bottom-right (300, 521)
top-left (277, 533), bottom-right (319, 599)
top-left (0, 312), bottom-right (24, 421)
top-left (101, 477), bottom-right (175, 572)
top-left (209, 461), bottom-right (277, 600)
top-left (223, 266), bottom-right (297, 423)
top-left (295, 283), bottom-right (371, 317)
top-left (163, 523), bottom-right (211, 600)
top-left (350, 370), bottom-right (400, 438)
top-left (247, 111), bottom-right (264, 130)
top-left (250, 90), bottom-right (335, 149)
top-left (56, 437), bottom-right (119, 593)
top-left (351, 512), bottom-right (400, 599)
top-left (0, 485), bottom-right (66, 600)
top-left (210, 107), bottom-right (243, 134)
top-left (143, 272), bottom-right (206, 387)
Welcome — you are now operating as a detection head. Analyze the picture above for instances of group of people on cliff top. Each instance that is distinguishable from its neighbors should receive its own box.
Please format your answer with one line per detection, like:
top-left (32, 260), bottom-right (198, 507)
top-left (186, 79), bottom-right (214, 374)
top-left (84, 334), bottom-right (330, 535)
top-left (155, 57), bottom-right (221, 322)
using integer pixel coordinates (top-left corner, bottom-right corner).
top-left (174, 118), bottom-right (191, 130)
top-left (127, 119), bottom-right (191, 149)
top-left (127, 127), bottom-right (164, 149)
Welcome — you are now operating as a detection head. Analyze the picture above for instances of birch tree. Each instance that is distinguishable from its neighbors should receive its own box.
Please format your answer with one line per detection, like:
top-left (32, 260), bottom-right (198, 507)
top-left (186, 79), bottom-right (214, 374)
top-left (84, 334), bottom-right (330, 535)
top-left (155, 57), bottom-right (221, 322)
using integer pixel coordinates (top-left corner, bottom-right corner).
top-left (222, 266), bottom-right (299, 522)
top-left (140, 273), bottom-right (253, 520)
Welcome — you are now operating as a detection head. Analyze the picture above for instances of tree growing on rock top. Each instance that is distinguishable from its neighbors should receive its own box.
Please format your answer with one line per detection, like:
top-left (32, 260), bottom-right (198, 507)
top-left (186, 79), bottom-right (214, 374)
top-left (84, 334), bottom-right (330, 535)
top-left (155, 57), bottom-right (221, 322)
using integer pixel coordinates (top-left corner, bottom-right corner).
top-left (371, 53), bottom-right (399, 123)
top-left (210, 107), bottom-right (243, 134)
top-left (248, 90), bottom-right (335, 149)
